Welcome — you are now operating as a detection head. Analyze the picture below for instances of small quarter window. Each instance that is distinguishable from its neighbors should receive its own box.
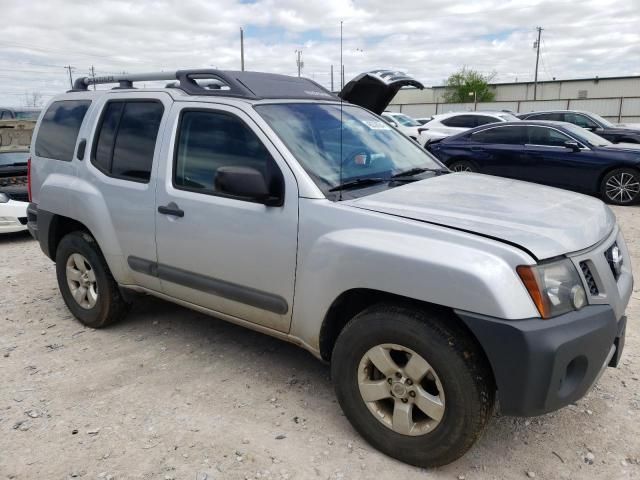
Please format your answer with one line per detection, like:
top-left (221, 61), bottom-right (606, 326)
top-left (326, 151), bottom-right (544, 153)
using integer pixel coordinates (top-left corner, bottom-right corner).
top-left (92, 100), bottom-right (164, 182)
top-left (35, 100), bottom-right (91, 161)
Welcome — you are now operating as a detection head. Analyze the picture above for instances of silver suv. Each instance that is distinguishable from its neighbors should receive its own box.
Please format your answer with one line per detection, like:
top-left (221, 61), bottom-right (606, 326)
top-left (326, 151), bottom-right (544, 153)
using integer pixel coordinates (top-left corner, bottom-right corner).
top-left (27, 69), bottom-right (632, 467)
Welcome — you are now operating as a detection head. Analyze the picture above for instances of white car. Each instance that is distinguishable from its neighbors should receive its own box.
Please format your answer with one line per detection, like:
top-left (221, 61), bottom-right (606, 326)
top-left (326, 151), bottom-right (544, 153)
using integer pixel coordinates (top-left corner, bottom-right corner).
top-left (381, 111), bottom-right (422, 141)
top-left (418, 111), bottom-right (519, 146)
top-left (0, 150), bottom-right (29, 234)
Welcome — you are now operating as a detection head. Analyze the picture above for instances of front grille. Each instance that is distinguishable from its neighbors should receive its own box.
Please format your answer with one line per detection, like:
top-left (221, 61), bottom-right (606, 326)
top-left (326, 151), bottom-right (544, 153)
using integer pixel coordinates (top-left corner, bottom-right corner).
top-left (604, 243), bottom-right (623, 280)
top-left (7, 191), bottom-right (28, 202)
top-left (580, 261), bottom-right (599, 295)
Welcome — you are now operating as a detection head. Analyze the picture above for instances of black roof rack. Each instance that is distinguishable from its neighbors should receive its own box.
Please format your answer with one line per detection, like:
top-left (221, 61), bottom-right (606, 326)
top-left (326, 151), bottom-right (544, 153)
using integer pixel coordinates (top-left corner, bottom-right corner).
top-left (71, 69), bottom-right (339, 101)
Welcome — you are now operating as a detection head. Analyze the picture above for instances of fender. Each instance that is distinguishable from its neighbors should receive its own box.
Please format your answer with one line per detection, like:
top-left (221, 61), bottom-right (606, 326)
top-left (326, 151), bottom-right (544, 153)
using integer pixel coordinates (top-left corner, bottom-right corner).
top-left (37, 172), bottom-right (130, 283)
top-left (289, 199), bottom-right (540, 351)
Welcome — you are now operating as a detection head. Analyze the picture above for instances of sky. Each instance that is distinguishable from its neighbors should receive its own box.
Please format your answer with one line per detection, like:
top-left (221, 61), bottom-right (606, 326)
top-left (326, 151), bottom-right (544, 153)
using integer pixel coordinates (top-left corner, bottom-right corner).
top-left (1, 0), bottom-right (639, 107)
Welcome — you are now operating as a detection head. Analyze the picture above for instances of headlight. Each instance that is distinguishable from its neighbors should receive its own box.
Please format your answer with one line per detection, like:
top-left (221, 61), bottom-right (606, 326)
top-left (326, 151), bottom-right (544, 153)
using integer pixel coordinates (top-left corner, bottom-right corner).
top-left (517, 258), bottom-right (587, 319)
top-left (0, 192), bottom-right (9, 203)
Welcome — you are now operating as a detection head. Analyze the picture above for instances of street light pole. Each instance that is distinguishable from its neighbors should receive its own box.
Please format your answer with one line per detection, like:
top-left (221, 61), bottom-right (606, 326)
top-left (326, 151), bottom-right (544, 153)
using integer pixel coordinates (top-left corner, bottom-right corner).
top-left (533, 26), bottom-right (543, 100)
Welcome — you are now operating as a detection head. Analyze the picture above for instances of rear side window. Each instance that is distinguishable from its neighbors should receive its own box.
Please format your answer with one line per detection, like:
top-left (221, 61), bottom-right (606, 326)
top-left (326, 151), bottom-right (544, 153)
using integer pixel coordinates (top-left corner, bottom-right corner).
top-left (35, 100), bottom-right (91, 161)
top-left (441, 115), bottom-right (477, 128)
top-left (526, 112), bottom-right (563, 121)
top-left (92, 100), bottom-right (164, 183)
top-left (173, 110), bottom-right (280, 200)
top-left (472, 126), bottom-right (526, 144)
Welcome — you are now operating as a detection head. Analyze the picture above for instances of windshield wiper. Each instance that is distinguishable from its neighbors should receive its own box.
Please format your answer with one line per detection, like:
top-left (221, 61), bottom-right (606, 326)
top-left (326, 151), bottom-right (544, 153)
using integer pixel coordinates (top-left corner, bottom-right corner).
top-left (391, 167), bottom-right (447, 178)
top-left (328, 177), bottom-right (386, 192)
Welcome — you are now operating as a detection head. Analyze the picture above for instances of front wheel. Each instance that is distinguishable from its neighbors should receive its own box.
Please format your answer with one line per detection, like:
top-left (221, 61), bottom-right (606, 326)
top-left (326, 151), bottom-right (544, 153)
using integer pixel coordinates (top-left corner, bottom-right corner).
top-left (331, 305), bottom-right (495, 467)
top-left (601, 168), bottom-right (640, 205)
top-left (448, 159), bottom-right (476, 173)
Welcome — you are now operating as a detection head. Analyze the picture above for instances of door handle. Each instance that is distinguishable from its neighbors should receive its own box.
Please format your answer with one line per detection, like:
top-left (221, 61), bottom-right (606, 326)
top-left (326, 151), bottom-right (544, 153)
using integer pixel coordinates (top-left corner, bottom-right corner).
top-left (470, 146), bottom-right (482, 152)
top-left (158, 202), bottom-right (184, 218)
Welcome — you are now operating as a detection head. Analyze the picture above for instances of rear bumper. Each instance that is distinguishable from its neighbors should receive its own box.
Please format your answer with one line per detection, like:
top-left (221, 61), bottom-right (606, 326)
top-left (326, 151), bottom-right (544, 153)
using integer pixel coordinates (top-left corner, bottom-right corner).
top-left (0, 199), bottom-right (28, 233)
top-left (457, 305), bottom-right (626, 416)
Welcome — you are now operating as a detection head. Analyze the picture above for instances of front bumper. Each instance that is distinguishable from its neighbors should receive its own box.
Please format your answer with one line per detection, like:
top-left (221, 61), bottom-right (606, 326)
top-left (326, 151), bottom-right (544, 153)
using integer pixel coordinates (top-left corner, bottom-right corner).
top-left (457, 305), bottom-right (626, 416)
top-left (0, 199), bottom-right (28, 233)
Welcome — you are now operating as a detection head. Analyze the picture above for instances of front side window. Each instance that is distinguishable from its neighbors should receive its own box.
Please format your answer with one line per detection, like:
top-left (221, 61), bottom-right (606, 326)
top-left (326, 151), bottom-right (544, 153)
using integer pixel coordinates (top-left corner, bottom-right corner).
top-left (471, 126), bottom-right (526, 144)
top-left (35, 100), bottom-right (91, 161)
top-left (565, 113), bottom-right (598, 129)
top-left (528, 127), bottom-right (572, 146)
top-left (474, 115), bottom-right (500, 126)
top-left (92, 100), bottom-right (164, 182)
top-left (255, 103), bottom-right (443, 196)
top-left (174, 110), bottom-right (281, 200)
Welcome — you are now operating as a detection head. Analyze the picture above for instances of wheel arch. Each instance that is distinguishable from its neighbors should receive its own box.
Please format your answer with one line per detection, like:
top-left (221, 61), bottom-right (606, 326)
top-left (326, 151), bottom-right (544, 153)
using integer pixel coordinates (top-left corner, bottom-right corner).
top-left (45, 214), bottom-right (94, 262)
top-left (318, 288), bottom-right (494, 384)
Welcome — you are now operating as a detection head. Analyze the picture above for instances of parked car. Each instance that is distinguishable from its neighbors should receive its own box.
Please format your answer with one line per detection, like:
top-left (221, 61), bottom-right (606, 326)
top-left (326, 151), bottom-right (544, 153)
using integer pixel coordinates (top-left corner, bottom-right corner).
top-left (0, 149), bottom-right (29, 233)
top-left (381, 111), bottom-right (422, 141)
top-left (418, 111), bottom-right (520, 146)
top-left (27, 69), bottom-right (631, 467)
top-left (0, 107), bottom-right (41, 121)
top-left (518, 110), bottom-right (640, 144)
top-left (428, 120), bottom-right (640, 205)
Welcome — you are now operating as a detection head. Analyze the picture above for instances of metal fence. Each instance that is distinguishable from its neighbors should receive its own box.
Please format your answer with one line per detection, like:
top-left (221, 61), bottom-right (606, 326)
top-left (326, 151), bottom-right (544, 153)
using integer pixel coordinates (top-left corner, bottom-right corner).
top-left (388, 96), bottom-right (640, 124)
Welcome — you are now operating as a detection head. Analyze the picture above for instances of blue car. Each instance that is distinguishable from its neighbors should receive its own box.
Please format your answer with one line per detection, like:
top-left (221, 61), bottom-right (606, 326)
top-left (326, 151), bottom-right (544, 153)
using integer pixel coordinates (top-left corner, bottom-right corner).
top-left (428, 120), bottom-right (640, 205)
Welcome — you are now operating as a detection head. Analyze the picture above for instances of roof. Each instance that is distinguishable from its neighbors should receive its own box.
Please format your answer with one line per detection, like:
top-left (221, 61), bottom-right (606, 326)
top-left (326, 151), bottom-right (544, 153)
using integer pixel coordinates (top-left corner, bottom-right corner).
top-left (72, 69), bottom-right (339, 102)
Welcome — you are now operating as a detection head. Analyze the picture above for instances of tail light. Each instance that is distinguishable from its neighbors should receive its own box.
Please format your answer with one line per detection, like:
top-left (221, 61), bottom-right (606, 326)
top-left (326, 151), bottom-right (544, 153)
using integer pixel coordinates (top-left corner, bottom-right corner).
top-left (27, 157), bottom-right (32, 202)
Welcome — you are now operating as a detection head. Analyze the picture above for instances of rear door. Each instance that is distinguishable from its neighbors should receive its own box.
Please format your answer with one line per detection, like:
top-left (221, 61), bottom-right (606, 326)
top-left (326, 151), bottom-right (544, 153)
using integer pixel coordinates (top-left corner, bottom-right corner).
top-left (467, 125), bottom-right (528, 177)
top-left (84, 92), bottom-right (171, 291)
top-left (153, 102), bottom-right (299, 333)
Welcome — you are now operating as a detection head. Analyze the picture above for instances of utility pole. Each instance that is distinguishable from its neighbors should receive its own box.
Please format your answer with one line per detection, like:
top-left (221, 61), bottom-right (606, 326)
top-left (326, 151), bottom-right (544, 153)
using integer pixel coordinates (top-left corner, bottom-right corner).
top-left (295, 49), bottom-right (303, 77)
top-left (533, 26), bottom-right (543, 100)
top-left (90, 65), bottom-right (97, 90)
top-left (341, 65), bottom-right (345, 89)
top-left (240, 27), bottom-right (245, 71)
top-left (64, 65), bottom-right (75, 89)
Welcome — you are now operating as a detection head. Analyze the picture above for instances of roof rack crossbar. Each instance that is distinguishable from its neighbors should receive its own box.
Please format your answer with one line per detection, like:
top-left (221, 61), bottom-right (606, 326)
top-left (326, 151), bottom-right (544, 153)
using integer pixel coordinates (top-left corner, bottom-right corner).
top-left (71, 69), bottom-right (258, 99)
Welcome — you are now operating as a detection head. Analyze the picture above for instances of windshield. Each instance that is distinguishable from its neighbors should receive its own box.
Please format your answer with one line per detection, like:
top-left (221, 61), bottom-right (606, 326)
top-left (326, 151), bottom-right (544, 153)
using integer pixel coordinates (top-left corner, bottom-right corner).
top-left (389, 113), bottom-right (420, 127)
top-left (0, 151), bottom-right (29, 167)
top-left (586, 112), bottom-right (614, 128)
top-left (563, 124), bottom-right (612, 147)
top-left (255, 103), bottom-right (444, 195)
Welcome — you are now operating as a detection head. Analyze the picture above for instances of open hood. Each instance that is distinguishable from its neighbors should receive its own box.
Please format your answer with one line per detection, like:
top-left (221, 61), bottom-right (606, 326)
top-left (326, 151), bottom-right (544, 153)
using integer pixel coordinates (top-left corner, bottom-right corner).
top-left (339, 70), bottom-right (423, 115)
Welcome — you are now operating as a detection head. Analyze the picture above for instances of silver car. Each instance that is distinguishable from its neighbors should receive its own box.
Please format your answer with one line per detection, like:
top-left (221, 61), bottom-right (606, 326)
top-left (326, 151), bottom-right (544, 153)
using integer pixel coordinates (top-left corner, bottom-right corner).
top-left (27, 69), bottom-right (632, 467)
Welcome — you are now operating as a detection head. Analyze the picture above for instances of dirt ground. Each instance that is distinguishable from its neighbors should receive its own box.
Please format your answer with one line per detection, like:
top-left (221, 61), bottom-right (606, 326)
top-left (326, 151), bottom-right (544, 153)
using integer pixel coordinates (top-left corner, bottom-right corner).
top-left (1, 206), bottom-right (639, 480)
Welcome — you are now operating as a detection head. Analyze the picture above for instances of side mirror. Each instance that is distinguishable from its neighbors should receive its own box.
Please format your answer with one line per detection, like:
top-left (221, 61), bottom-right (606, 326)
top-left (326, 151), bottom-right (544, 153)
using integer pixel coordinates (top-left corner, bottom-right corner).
top-left (564, 141), bottom-right (581, 152)
top-left (215, 166), bottom-right (283, 206)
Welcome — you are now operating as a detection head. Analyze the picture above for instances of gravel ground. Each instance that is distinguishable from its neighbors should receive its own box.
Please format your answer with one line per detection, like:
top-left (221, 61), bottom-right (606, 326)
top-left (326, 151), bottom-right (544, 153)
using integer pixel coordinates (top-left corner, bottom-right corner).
top-left (1, 206), bottom-right (639, 480)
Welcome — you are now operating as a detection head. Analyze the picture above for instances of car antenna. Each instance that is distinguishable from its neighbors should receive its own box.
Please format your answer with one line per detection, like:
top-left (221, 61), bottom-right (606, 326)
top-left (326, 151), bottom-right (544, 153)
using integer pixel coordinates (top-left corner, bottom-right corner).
top-left (339, 20), bottom-right (344, 201)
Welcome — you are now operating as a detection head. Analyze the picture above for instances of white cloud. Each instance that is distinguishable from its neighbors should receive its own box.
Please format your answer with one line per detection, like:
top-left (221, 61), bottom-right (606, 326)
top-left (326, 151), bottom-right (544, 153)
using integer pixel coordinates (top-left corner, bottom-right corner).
top-left (0, 0), bottom-right (638, 107)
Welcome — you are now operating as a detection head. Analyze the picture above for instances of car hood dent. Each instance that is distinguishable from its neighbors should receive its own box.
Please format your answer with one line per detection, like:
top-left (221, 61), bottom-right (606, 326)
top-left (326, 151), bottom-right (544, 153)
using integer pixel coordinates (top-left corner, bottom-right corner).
top-left (348, 173), bottom-right (615, 260)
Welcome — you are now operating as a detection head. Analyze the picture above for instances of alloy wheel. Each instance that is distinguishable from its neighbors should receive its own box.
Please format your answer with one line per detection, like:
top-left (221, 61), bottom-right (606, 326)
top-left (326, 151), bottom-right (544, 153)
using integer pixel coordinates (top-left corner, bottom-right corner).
top-left (605, 172), bottom-right (640, 204)
top-left (66, 253), bottom-right (98, 309)
top-left (357, 343), bottom-right (445, 436)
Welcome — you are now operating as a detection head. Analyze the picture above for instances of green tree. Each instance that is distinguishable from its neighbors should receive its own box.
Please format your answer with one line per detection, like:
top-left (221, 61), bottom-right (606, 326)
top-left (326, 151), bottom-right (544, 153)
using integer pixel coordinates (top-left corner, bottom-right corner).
top-left (442, 68), bottom-right (496, 103)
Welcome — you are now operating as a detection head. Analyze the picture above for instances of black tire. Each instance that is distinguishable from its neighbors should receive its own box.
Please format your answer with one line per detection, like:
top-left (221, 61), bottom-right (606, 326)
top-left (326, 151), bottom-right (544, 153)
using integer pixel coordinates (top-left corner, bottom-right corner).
top-left (56, 231), bottom-right (130, 328)
top-left (331, 304), bottom-right (495, 467)
top-left (600, 168), bottom-right (640, 205)
top-left (448, 159), bottom-right (476, 173)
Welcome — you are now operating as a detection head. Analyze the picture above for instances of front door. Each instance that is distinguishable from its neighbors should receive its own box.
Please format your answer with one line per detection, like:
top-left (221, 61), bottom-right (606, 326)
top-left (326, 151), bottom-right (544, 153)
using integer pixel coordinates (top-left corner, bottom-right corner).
top-left (154, 103), bottom-right (299, 332)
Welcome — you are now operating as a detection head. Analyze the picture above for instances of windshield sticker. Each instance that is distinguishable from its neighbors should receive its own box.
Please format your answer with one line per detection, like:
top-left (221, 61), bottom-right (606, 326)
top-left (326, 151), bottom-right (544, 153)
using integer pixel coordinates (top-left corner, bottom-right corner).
top-left (362, 120), bottom-right (391, 130)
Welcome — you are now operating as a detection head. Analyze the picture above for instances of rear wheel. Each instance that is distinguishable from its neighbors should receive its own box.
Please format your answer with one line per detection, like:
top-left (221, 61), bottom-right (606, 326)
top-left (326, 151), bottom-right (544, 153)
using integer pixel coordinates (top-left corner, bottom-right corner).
top-left (448, 160), bottom-right (476, 173)
top-left (56, 231), bottom-right (130, 328)
top-left (331, 304), bottom-right (495, 467)
top-left (600, 168), bottom-right (640, 205)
